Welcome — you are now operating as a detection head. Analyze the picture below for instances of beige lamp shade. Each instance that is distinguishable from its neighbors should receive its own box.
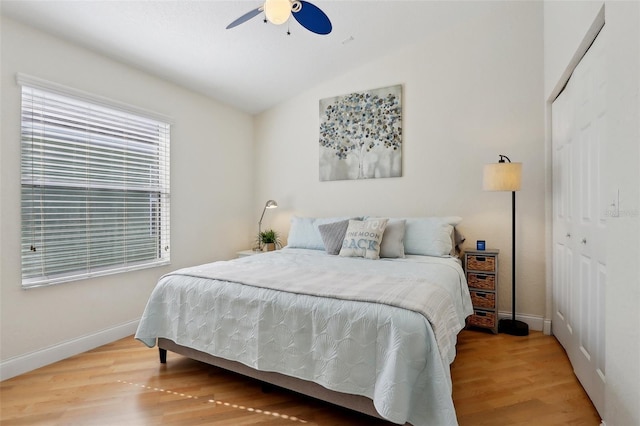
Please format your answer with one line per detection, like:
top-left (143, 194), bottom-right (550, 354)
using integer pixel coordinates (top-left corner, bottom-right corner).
top-left (264, 0), bottom-right (292, 25)
top-left (483, 162), bottom-right (522, 191)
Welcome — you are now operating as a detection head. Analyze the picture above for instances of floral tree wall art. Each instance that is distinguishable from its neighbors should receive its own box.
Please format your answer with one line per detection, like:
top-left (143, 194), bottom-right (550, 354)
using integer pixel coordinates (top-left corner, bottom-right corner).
top-left (319, 85), bottom-right (402, 181)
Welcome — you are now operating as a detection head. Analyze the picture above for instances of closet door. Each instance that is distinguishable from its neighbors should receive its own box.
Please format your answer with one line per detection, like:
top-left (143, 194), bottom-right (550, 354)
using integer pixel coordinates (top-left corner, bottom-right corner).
top-left (552, 28), bottom-right (606, 417)
top-left (552, 80), bottom-right (575, 354)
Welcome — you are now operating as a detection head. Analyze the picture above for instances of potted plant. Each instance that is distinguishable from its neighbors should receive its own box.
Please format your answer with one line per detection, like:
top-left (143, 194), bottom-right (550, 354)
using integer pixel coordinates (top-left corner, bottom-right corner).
top-left (258, 229), bottom-right (281, 252)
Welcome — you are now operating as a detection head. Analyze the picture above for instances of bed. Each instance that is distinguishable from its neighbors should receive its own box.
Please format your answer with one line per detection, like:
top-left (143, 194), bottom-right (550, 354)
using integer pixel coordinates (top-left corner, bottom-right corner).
top-left (135, 216), bottom-right (473, 425)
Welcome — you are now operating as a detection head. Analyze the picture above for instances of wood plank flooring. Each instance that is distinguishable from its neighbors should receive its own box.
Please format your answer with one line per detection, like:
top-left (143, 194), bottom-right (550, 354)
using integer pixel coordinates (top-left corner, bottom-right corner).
top-left (0, 330), bottom-right (600, 425)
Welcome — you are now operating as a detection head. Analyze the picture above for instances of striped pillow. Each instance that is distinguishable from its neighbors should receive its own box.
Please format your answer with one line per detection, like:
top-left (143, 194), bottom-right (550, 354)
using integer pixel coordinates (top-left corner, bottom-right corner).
top-left (318, 220), bottom-right (350, 255)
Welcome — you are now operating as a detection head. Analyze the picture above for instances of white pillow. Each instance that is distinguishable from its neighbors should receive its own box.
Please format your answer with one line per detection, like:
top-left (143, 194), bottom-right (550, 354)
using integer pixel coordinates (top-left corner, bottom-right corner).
top-left (339, 218), bottom-right (389, 260)
top-left (402, 216), bottom-right (462, 257)
top-left (287, 216), bottom-right (357, 250)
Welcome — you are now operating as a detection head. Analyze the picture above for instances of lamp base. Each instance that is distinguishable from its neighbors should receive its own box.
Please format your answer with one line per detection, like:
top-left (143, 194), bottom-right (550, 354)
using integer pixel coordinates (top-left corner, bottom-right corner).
top-left (498, 318), bottom-right (529, 336)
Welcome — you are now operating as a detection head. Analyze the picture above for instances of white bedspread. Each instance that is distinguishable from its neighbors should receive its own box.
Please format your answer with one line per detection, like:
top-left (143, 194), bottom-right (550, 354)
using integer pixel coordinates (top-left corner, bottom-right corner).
top-left (136, 248), bottom-right (472, 425)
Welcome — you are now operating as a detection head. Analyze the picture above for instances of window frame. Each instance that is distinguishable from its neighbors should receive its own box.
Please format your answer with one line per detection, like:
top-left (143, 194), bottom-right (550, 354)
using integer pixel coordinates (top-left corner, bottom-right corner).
top-left (18, 74), bottom-right (172, 288)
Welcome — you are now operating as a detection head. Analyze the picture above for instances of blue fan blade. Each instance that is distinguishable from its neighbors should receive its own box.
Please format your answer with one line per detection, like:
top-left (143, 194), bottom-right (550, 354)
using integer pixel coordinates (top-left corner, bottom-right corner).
top-left (226, 7), bottom-right (262, 29)
top-left (292, 1), bottom-right (332, 35)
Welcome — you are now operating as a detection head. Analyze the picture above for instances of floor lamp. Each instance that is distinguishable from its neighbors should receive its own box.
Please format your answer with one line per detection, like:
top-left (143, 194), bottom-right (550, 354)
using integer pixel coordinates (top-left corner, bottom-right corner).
top-left (483, 155), bottom-right (529, 336)
top-left (257, 199), bottom-right (278, 251)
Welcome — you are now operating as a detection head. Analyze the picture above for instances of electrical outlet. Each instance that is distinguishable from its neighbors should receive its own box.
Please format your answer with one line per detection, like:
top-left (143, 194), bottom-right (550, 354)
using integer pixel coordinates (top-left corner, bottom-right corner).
top-left (608, 190), bottom-right (620, 217)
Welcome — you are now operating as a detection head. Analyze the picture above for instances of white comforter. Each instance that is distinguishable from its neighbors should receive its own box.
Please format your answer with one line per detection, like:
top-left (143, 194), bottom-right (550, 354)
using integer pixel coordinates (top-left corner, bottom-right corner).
top-left (136, 248), bottom-right (472, 425)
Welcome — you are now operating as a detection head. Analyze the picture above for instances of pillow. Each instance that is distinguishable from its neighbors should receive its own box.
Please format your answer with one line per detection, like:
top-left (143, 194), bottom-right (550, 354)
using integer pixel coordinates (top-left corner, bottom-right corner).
top-left (379, 219), bottom-right (406, 258)
top-left (339, 218), bottom-right (389, 260)
top-left (287, 216), bottom-right (356, 250)
top-left (452, 227), bottom-right (466, 256)
top-left (318, 219), bottom-right (350, 255)
top-left (403, 216), bottom-right (462, 257)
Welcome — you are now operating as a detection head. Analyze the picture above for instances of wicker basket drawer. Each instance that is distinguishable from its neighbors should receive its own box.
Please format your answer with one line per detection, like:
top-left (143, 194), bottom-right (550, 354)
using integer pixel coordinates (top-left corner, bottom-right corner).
top-left (470, 290), bottom-right (496, 309)
top-left (468, 310), bottom-right (496, 329)
top-left (467, 273), bottom-right (496, 291)
top-left (467, 255), bottom-right (496, 272)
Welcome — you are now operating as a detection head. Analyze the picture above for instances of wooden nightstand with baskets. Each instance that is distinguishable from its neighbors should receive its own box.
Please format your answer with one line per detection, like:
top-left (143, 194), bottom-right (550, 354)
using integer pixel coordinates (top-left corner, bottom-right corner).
top-left (464, 249), bottom-right (499, 334)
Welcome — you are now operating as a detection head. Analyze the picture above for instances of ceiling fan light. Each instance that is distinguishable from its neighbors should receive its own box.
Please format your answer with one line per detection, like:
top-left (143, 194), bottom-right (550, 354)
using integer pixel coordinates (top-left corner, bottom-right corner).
top-left (264, 0), bottom-right (292, 25)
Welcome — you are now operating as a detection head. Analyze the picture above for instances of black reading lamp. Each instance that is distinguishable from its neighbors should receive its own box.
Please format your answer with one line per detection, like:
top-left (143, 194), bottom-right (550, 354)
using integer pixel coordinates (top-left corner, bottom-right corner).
top-left (483, 155), bottom-right (528, 336)
top-left (257, 200), bottom-right (278, 251)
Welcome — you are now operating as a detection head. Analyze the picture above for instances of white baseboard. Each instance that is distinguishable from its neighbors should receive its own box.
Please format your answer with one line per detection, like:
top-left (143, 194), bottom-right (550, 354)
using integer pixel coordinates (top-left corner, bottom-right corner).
top-left (0, 319), bottom-right (139, 381)
top-left (498, 311), bottom-right (546, 332)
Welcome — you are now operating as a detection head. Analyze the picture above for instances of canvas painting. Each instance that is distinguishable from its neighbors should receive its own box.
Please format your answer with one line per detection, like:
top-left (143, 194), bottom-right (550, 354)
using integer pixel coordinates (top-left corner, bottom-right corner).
top-left (319, 85), bottom-right (402, 181)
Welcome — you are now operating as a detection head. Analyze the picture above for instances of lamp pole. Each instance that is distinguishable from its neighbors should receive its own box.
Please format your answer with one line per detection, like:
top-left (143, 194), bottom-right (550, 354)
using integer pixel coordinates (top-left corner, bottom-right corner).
top-left (511, 189), bottom-right (516, 322)
top-left (483, 155), bottom-right (528, 336)
top-left (257, 200), bottom-right (278, 251)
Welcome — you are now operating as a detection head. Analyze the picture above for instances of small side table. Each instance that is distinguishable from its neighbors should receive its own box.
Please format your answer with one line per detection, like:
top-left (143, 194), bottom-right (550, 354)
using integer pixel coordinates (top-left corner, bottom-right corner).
top-left (237, 249), bottom-right (263, 258)
top-left (464, 249), bottom-right (499, 334)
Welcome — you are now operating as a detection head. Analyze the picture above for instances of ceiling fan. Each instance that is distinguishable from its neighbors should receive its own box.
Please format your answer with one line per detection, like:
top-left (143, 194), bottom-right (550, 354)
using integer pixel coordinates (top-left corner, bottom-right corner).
top-left (226, 0), bottom-right (332, 35)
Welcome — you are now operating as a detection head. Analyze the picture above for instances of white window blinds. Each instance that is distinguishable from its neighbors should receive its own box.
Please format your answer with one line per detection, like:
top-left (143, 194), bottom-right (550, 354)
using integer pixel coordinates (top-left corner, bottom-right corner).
top-left (20, 81), bottom-right (171, 288)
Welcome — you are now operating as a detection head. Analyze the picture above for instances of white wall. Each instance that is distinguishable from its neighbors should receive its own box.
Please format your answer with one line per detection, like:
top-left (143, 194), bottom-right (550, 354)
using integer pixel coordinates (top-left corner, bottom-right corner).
top-left (254, 2), bottom-right (546, 323)
top-left (603, 2), bottom-right (640, 425)
top-left (543, 0), bottom-right (605, 98)
top-left (0, 17), bottom-right (255, 378)
top-left (543, 1), bottom-right (640, 424)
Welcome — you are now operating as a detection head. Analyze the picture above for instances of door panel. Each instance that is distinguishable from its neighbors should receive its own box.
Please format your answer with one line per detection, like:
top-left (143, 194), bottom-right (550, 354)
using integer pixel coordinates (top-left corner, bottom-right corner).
top-left (551, 27), bottom-right (606, 417)
top-left (552, 81), bottom-right (575, 348)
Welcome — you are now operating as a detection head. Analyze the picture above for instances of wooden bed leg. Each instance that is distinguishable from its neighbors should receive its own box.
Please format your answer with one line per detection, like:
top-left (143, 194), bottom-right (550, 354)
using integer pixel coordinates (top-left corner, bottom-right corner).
top-left (159, 348), bottom-right (167, 364)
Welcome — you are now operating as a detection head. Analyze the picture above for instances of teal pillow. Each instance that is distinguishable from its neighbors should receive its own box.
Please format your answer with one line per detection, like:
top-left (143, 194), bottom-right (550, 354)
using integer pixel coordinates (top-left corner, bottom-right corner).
top-left (287, 216), bottom-right (354, 250)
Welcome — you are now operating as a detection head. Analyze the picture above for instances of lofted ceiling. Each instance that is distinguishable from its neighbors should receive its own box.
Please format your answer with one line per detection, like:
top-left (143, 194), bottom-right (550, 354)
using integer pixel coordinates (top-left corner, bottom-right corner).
top-left (1, 1), bottom-right (490, 114)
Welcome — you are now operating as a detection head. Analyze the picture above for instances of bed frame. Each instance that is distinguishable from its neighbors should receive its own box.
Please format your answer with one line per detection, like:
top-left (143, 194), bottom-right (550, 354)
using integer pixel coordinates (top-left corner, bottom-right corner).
top-left (157, 338), bottom-right (408, 423)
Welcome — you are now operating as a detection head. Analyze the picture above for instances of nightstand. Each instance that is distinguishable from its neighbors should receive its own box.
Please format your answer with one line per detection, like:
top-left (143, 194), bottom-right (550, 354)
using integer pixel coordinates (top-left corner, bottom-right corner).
top-left (464, 249), bottom-right (499, 334)
top-left (237, 249), bottom-right (263, 258)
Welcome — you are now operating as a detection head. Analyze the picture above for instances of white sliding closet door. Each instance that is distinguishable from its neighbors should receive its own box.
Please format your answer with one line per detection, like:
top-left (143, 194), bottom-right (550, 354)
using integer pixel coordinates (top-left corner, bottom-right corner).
top-left (552, 27), bottom-right (606, 417)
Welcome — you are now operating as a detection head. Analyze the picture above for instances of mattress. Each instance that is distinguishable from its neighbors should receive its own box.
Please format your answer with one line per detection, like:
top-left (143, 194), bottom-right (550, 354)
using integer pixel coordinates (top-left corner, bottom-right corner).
top-left (136, 248), bottom-right (472, 425)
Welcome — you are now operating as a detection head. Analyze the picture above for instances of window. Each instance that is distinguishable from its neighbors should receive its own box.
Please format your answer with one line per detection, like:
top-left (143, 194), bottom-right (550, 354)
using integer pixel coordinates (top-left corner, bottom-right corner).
top-left (19, 76), bottom-right (171, 288)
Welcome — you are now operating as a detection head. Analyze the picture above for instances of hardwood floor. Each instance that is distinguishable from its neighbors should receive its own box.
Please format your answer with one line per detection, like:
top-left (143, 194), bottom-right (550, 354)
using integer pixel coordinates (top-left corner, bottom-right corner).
top-left (0, 330), bottom-right (600, 425)
top-left (452, 330), bottom-right (600, 425)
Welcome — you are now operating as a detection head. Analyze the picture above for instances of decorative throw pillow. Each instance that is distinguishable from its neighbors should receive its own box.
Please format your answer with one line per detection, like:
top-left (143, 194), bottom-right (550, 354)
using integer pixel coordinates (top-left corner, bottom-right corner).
top-left (339, 218), bottom-right (389, 260)
top-left (379, 219), bottom-right (406, 258)
top-left (318, 220), bottom-right (350, 255)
